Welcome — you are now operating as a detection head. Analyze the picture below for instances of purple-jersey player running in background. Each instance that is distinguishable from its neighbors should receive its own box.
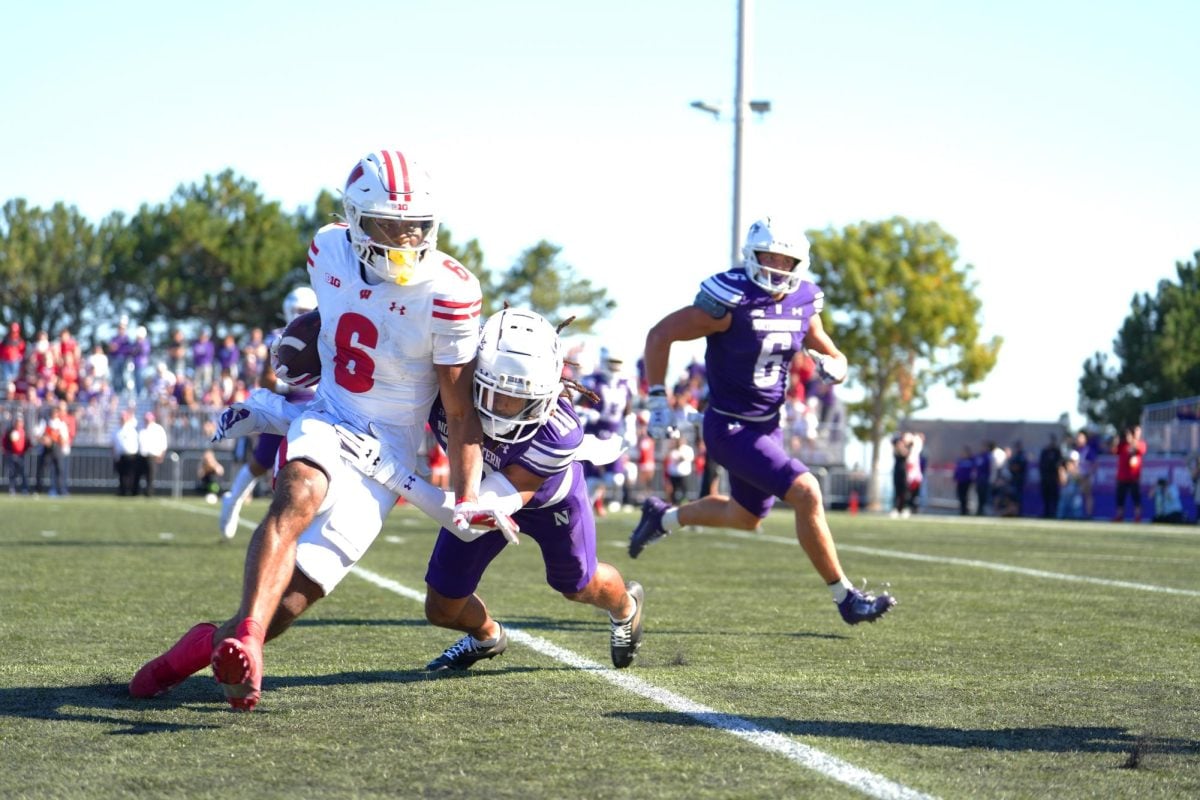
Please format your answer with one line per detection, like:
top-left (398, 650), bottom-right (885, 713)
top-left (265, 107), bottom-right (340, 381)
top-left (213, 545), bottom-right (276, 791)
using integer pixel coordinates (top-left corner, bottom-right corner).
top-left (629, 216), bottom-right (896, 625)
top-left (576, 348), bottom-right (635, 515)
top-left (218, 286), bottom-right (317, 541)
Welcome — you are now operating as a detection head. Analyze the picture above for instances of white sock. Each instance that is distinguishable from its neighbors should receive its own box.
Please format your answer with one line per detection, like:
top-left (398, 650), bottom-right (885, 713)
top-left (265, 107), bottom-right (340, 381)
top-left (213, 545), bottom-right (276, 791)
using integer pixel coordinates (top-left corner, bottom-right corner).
top-left (829, 577), bottom-right (854, 604)
top-left (474, 625), bottom-right (502, 647)
top-left (227, 464), bottom-right (260, 505)
top-left (610, 594), bottom-right (638, 624)
top-left (662, 508), bottom-right (681, 531)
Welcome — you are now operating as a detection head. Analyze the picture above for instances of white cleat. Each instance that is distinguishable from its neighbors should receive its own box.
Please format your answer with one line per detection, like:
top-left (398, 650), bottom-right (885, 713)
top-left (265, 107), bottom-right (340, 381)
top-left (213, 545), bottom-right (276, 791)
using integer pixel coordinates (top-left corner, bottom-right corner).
top-left (219, 492), bottom-right (243, 541)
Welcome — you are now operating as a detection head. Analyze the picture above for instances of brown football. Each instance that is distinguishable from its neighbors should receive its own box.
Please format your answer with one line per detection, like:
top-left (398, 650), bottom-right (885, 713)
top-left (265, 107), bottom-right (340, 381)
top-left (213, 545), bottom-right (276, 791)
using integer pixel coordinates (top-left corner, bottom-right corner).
top-left (271, 309), bottom-right (322, 388)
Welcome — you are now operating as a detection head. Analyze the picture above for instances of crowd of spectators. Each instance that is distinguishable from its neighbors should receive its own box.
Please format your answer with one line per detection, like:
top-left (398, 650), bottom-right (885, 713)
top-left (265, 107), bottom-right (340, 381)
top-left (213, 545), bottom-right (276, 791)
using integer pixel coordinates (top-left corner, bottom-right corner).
top-left (1, 315), bottom-right (288, 495)
top-left (1, 316), bottom-right (280, 450)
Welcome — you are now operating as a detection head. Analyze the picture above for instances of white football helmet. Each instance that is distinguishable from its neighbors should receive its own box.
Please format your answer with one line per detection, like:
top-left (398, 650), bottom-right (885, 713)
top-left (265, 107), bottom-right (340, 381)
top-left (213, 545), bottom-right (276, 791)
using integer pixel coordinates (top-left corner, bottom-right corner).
top-left (600, 347), bottom-right (625, 379)
top-left (282, 286), bottom-right (318, 323)
top-left (474, 309), bottom-right (564, 444)
top-left (741, 216), bottom-right (811, 295)
top-left (342, 149), bottom-right (438, 285)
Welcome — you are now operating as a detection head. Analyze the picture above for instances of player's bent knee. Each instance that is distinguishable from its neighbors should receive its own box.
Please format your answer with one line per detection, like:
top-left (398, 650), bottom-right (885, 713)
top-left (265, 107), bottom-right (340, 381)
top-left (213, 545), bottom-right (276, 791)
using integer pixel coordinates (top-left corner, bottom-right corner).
top-left (784, 472), bottom-right (823, 512)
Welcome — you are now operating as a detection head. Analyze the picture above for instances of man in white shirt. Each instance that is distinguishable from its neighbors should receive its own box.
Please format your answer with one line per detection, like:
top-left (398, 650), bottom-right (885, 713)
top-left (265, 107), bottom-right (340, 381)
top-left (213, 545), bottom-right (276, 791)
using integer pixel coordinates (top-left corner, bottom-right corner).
top-left (111, 409), bottom-right (139, 496)
top-left (136, 412), bottom-right (168, 497)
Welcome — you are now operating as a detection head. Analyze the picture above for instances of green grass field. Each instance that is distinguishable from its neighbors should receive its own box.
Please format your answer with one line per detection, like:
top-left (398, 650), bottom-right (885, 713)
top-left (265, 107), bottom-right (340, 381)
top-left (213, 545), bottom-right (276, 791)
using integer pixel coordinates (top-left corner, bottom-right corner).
top-left (2, 495), bottom-right (1197, 799)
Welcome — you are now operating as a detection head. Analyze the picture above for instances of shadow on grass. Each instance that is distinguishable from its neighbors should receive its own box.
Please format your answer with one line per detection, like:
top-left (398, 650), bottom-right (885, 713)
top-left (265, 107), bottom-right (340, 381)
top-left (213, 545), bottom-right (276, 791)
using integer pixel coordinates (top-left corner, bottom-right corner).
top-left (608, 711), bottom-right (1200, 756)
top-left (0, 666), bottom-right (541, 734)
top-left (433, 614), bottom-right (849, 640)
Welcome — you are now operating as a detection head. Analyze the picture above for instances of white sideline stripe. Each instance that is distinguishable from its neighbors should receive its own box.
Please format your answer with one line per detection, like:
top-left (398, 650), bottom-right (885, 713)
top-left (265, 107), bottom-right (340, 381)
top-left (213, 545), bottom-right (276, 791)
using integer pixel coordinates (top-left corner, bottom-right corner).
top-left (698, 528), bottom-right (1200, 597)
top-left (349, 566), bottom-right (934, 800)
top-left (164, 500), bottom-right (935, 798)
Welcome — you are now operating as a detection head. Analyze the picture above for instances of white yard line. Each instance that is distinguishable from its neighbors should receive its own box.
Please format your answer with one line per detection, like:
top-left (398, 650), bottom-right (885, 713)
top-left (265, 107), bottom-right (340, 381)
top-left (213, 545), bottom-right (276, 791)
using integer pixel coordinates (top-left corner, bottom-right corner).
top-left (695, 528), bottom-right (1200, 597)
top-left (351, 566), bottom-right (936, 800)
top-left (164, 499), bottom-right (935, 800)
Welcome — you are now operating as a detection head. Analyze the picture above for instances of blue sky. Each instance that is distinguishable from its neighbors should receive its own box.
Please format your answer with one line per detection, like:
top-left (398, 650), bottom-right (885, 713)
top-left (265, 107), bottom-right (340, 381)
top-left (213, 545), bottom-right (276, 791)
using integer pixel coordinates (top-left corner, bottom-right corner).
top-left (3, 1), bottom-right (1197, 429)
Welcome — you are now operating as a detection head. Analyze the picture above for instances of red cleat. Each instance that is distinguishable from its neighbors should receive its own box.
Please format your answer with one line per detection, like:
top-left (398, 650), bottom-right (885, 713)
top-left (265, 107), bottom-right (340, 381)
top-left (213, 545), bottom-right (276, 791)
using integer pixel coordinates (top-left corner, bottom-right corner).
top-left (211, 619), bottom-right (265, 711)
top-left (129, 622), bottom-right (218, 698)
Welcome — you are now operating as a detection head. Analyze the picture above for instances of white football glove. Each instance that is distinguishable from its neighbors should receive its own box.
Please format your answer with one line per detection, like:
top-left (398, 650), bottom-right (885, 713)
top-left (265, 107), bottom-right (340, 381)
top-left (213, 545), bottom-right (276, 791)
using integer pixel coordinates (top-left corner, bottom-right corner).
top-left (807, 350), bottom-right (848, 384)
top-left (211, 388), bottom-right (299, 442)
top-left (335, 424), bottom-right (520, 546)
top-left (646, 387), bottom-right (673, 440)
top-left (452, 499), bottom-right (520, 545)
top-left (334, 424), bottom-right (383, 476)
top-left (333, 423), bottom-right (415, 491)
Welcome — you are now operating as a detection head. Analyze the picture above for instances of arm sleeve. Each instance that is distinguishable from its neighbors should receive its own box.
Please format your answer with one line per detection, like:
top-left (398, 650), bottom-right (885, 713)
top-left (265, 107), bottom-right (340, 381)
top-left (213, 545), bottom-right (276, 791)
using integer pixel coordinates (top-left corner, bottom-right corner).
top-left (430, 261), bottom-right (483, 365)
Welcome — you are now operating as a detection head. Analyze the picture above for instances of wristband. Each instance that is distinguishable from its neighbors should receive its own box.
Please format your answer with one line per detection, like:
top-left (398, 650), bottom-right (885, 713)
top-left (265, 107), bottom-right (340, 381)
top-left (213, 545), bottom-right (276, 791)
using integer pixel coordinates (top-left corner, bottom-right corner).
top-left (648, 385), bottom-right (667, 397)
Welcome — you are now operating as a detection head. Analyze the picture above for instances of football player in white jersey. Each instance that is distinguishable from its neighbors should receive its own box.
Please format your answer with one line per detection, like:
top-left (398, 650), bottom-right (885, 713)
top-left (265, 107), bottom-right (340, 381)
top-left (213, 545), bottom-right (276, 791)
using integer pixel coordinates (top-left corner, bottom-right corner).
top-left (130, 149), bottom-right (503, 711)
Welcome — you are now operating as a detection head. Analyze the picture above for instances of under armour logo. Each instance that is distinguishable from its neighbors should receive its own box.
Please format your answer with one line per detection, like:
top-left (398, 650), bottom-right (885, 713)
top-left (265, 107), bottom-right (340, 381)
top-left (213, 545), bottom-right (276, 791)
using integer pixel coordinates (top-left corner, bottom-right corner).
top-left (389, 302), bottom-right (406, 314)
top-left (403, 475), bottom-right (416, 490)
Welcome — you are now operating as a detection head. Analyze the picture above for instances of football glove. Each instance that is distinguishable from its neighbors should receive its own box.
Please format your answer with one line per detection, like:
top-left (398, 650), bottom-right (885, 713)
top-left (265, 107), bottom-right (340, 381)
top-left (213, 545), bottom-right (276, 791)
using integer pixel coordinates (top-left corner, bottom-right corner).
top-left (453, 499), bottom-right (520, 545)
top-left (333, 423), bottom-right (413, 490)
top-left (646, 387), bottom-right (673, 440)
top-left (211, 388), bottom-right (298, 442)
top-left (807, 350), bottom-right (848, 384)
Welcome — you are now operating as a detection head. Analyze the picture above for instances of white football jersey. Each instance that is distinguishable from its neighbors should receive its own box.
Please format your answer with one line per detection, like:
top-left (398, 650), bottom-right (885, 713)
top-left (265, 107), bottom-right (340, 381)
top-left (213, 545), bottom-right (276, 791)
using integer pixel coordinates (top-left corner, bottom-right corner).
top-left (305, 222), bottom-right (482, 442)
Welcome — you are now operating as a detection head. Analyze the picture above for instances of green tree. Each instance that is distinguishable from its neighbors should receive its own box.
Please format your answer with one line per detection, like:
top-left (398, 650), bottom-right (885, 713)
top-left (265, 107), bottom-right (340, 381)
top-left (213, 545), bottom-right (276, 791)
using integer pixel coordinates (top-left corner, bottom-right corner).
top-left (487, 240), bottom-right (614, 330)
top-left (1079, 253), bottom-right (1200, 431)
top-left (295, 188), bottom-right (341, 235)
top-left (0, 199), bottom-right (115, 342)
top-left (117, 170), bottom-right (309, 334)
top-left (808, 217), bottom-right (1001, 506)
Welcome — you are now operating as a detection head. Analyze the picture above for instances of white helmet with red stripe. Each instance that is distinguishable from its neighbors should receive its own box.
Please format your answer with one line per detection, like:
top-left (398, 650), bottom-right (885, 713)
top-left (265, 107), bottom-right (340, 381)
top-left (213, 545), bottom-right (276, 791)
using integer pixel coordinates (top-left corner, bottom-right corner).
top-left (342, 149), bottom-right (438, 285)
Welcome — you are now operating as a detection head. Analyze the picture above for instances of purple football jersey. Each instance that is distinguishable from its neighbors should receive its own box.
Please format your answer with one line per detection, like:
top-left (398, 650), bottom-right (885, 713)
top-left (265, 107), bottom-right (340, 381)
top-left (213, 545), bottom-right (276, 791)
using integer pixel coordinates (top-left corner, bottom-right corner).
top-left (698, 270), bottom-right (824, 419)
top-left (428, 395), bottom-right (584, 508)
top-left (579, 371), bottom-right (634, 438)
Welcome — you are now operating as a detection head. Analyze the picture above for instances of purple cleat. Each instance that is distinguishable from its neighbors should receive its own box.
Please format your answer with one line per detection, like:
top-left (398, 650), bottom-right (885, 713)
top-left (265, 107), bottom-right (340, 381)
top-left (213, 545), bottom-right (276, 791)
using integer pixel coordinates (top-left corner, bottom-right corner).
top-left (837, 586), bottom-right (897, 625)
top-left (628, 496), bottom-right (671, 559)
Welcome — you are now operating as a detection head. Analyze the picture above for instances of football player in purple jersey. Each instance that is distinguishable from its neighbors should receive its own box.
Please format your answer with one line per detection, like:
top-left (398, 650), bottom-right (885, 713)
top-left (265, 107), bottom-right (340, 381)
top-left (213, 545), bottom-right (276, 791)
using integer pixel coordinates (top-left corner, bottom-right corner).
top-left (629, 217), bottom-right (896, 625)
top-left (416, 309), bottom-right (644, 669)
top-left (217, 285), bottom-right (318, 541)
top-left (577, 348), bottom-right (636, 515)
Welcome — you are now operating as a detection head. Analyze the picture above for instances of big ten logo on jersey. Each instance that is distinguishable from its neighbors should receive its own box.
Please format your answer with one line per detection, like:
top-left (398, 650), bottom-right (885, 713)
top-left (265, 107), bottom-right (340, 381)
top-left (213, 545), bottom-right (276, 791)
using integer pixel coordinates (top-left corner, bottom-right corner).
top-left (326, 273), bottom-right (342, 288)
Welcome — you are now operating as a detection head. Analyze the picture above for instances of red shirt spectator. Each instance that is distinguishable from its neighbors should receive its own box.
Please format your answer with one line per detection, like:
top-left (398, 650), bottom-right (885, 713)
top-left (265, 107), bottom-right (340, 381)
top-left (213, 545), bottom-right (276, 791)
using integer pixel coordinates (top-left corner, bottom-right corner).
top-left (1115, 427), bottom-right (1146, 483)
top-left (3, 417), bottom-right (27, 457)
top-left (1, 322), bottom-right (25, 382)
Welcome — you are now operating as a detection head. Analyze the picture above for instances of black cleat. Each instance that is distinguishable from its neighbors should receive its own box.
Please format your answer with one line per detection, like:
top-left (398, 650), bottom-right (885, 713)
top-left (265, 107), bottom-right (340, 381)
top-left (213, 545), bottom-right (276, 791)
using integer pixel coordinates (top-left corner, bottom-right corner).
top-left (425, 626), bottom-right (508, 671)
top-left (610, 582), bottom-right (644, 668)
top-left (837, 587), bottom-right (897, 625)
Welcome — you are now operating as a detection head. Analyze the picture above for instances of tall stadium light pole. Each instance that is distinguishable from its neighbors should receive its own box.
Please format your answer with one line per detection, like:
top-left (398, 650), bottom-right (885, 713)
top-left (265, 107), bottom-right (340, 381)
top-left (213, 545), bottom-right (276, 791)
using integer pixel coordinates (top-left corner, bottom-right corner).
top-left (730, 0), bottom-right (748, 269)
top-left (691, 0), bottom-right (771, 268)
